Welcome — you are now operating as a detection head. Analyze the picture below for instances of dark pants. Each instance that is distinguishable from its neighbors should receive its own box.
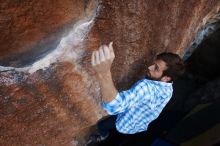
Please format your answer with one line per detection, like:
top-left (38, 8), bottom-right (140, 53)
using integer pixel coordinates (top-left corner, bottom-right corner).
top-left (97, 115), bottom-right (117, 137)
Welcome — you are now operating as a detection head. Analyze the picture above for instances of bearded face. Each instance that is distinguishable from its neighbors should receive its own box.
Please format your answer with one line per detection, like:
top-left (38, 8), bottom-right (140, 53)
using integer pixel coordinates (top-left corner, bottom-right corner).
top-left (146, 59), bottom-right (168, 81)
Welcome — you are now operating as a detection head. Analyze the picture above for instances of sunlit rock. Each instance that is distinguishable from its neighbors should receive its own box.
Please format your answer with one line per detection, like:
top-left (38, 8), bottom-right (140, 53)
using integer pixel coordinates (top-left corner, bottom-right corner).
top-left (0, 0), bottom-right (220, 145)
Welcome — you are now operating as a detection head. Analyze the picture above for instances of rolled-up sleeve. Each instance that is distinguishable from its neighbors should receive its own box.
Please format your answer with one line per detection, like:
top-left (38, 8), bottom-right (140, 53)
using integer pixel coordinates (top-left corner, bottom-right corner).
top-left (101, 79), bottom-right (148, 115)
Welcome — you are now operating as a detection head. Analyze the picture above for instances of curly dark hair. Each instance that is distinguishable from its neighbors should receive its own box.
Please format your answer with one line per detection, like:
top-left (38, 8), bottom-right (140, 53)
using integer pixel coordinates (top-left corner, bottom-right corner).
top-left (156, 52), bottom-right (185, 81)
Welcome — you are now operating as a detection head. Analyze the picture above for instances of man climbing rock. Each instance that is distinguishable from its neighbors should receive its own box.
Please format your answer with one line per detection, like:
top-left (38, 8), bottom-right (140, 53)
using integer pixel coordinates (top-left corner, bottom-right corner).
top-left (87, 42), bottom-right (185, 144)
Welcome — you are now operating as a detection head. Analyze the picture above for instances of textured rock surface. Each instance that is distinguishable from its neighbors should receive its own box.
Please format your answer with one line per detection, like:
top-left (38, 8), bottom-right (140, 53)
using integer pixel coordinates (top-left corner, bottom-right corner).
top-left (0, 62), bottom-right (103, 146)
top-left (0, 0), bottom-right (88, 66)
top-left (0, 0), bottom-right (220, 146)
top-left (91, 0), bottom-right (220, 88)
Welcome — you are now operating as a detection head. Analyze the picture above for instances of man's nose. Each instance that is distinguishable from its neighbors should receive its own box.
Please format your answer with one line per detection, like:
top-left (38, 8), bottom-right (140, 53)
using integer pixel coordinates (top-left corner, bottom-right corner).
top-left (148, 65), bottom-right (154, 71)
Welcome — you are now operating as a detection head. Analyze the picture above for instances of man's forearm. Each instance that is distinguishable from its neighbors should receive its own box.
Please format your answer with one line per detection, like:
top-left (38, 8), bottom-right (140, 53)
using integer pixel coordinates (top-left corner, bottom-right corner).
top-left (98, 71), bottom-right (118, 103)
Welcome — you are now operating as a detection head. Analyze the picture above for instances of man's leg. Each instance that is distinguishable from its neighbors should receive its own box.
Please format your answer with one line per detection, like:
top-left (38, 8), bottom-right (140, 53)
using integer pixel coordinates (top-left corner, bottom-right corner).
top-left (86, 115), bottom-right (117, 145)
top-left (97, 115), bottom-right (117, 138)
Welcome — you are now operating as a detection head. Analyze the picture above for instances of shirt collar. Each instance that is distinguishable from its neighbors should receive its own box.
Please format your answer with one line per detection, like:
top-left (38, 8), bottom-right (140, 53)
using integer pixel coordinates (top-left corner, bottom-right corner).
top-left (144, 77), bottom-right (173, 87)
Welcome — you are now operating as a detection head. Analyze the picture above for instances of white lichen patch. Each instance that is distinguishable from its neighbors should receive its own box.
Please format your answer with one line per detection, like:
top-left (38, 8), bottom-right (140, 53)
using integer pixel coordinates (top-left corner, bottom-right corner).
top-left (0, 3), bottom-right (101, 74)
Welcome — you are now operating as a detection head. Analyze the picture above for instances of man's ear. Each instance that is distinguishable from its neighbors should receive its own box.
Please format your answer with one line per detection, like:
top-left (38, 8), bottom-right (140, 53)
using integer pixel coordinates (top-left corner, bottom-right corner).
top-left (161, 76), bottom-right (171, 82)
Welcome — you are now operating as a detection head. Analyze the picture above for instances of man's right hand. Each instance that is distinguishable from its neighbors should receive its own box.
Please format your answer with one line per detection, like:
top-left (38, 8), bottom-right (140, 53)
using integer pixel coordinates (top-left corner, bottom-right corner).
top-left (91, 42), bottom-right (118, 103)
top-left (91, 42), bottom-right (115, 76)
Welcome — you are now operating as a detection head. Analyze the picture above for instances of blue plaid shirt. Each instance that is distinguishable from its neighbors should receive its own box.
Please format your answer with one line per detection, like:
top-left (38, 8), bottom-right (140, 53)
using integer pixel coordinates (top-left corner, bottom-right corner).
top-left (101, 78), bottom-right (173, 134)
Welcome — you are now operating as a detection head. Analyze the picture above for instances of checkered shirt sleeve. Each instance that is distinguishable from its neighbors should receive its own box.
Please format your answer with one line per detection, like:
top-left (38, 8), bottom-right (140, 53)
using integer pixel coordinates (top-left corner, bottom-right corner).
top-left (101, 79), bottom-right (150, 115)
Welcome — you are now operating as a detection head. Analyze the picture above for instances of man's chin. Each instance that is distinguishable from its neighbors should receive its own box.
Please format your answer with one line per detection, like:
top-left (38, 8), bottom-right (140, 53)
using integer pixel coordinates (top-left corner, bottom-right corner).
top-left (146, 73), bottom-right (161, 81)
top-left (146, 71), bottom-right (150, 78)
top-left (146, 73), bottom-right (152, 80)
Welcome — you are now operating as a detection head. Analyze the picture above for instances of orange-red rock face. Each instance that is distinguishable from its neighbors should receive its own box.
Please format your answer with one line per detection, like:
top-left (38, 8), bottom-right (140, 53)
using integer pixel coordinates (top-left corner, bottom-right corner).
top-left (0, 0), bottom-right (86, 66)
top-left (92, 0), bottom-right (220, 88)
top-left (0, 0), bottom-right (220, 146)
top-left (0, 62), bottom-right (104, 146)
